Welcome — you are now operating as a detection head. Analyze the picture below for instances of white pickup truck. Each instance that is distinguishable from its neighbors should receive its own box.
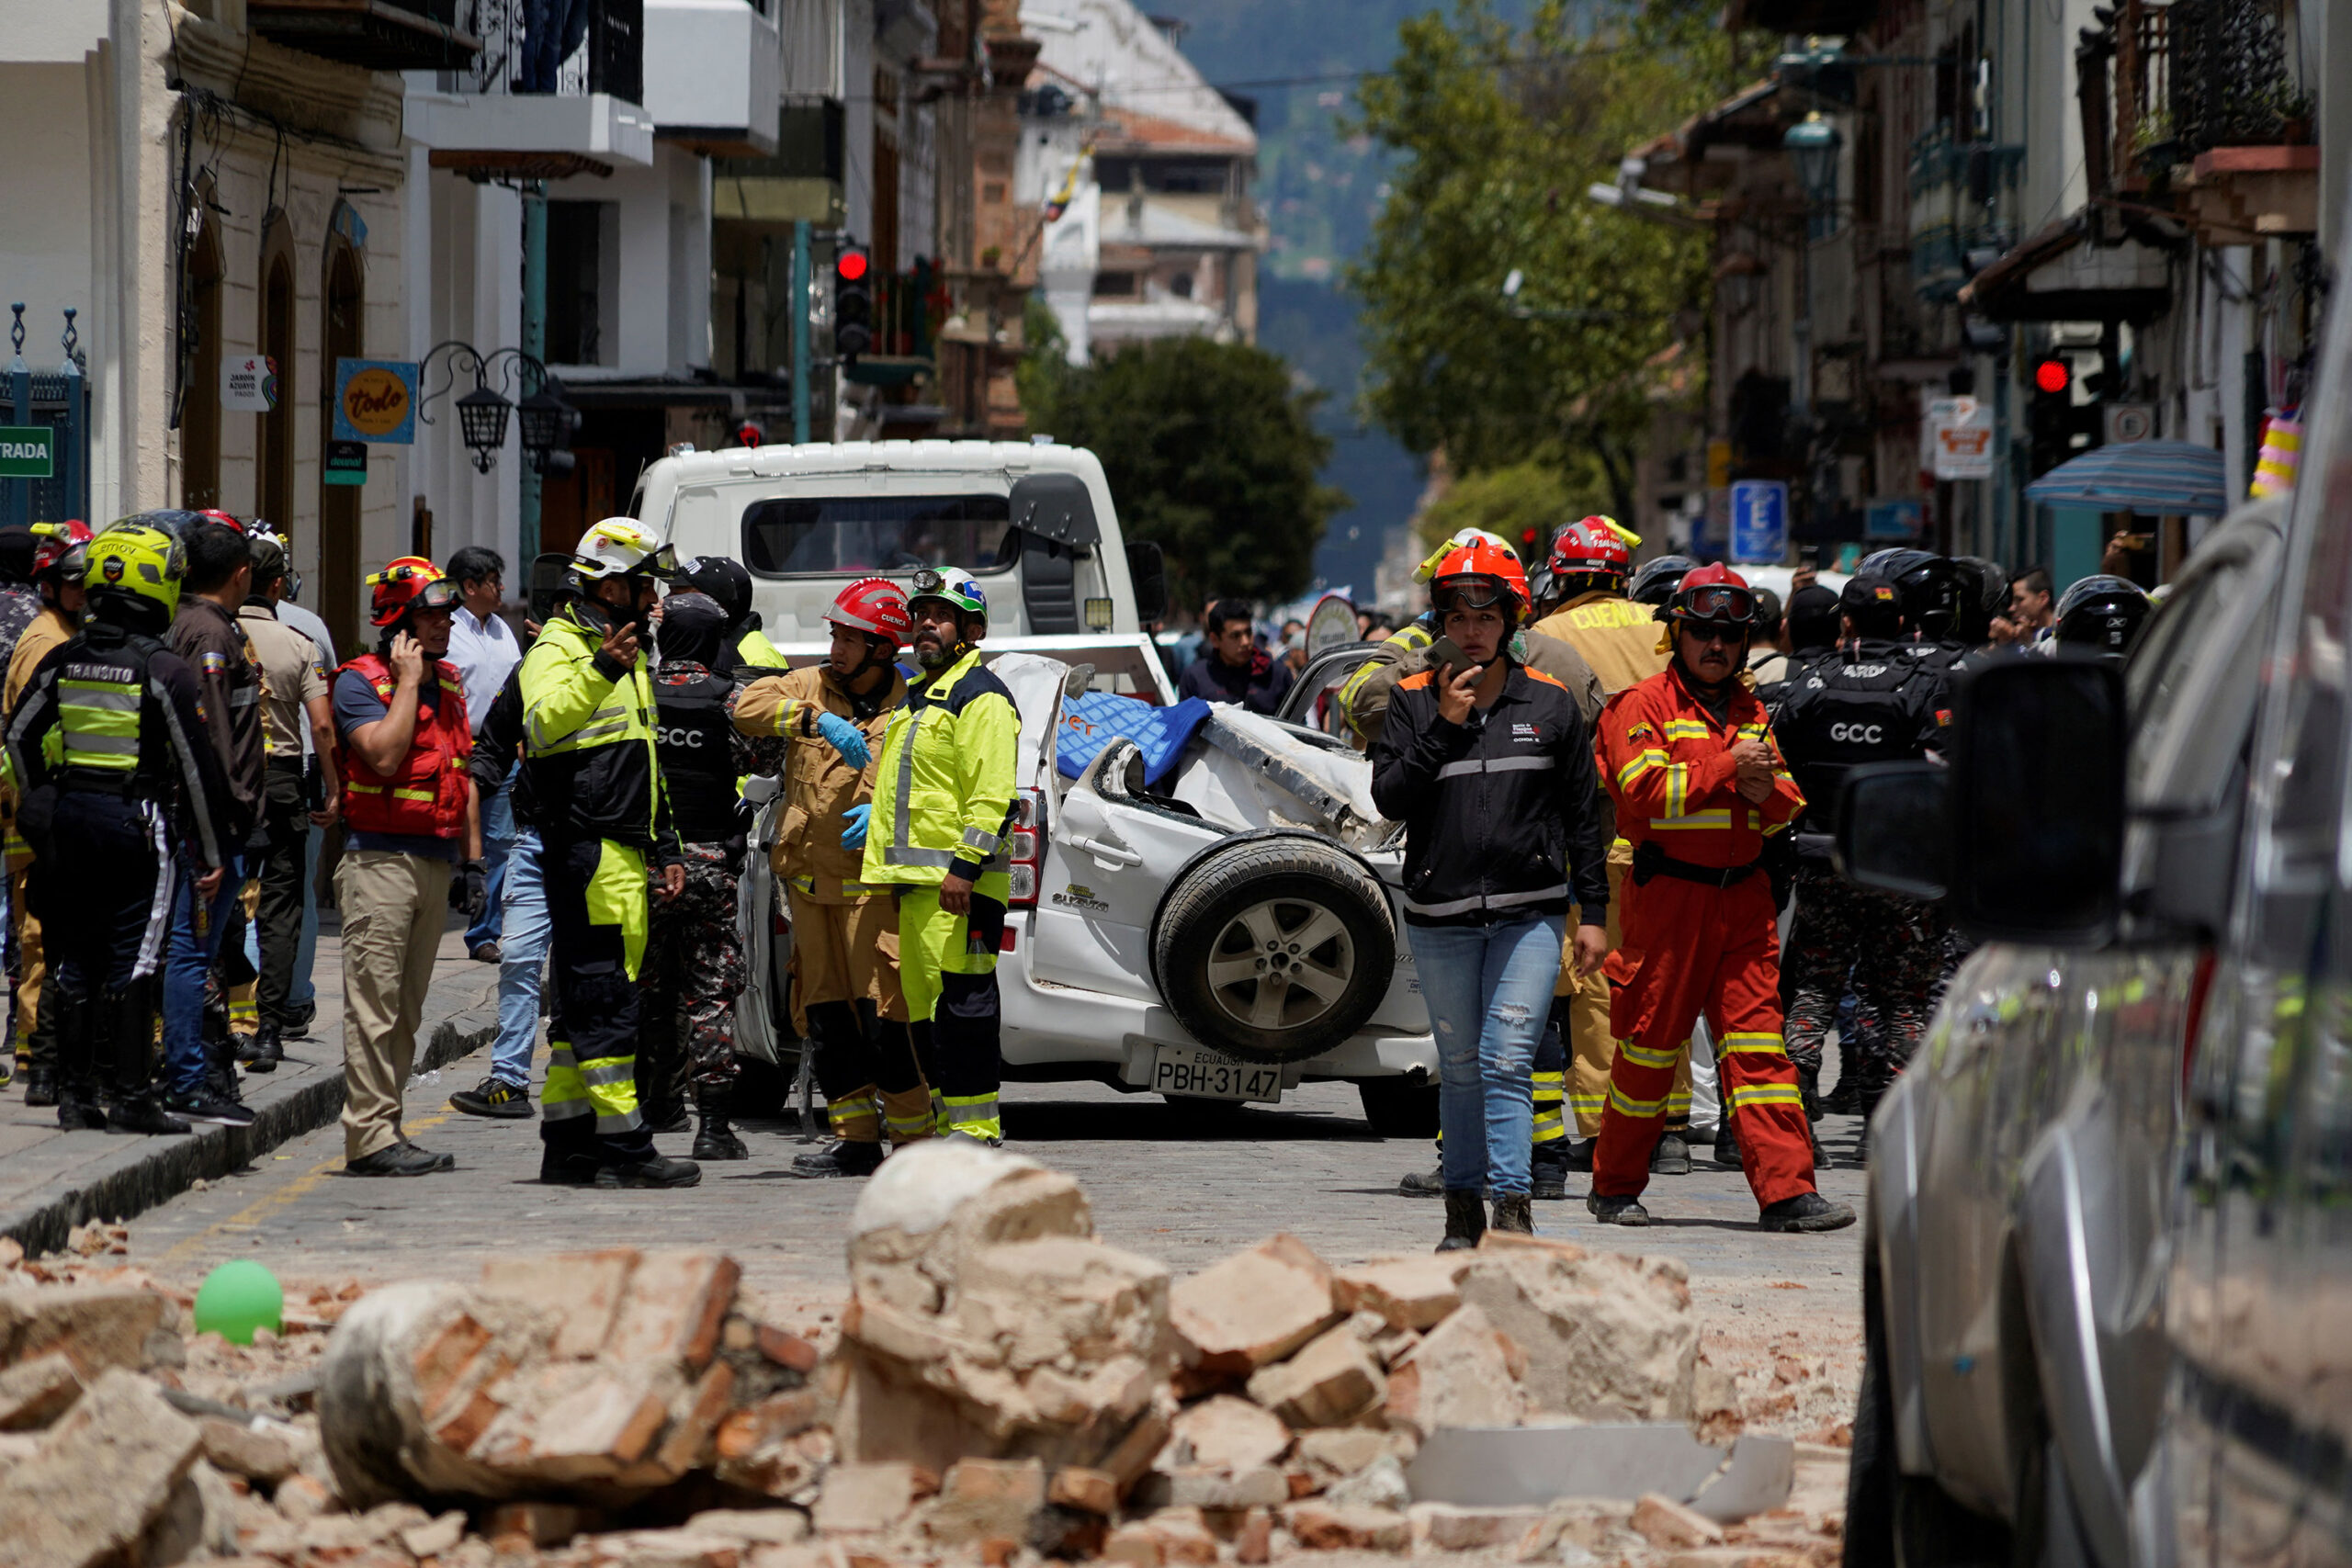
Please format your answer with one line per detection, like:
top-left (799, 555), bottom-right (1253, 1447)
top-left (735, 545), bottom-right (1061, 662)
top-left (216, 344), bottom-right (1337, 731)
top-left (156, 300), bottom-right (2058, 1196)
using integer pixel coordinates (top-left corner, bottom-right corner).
top-left (733, 636), bottom-right (1442, 1134)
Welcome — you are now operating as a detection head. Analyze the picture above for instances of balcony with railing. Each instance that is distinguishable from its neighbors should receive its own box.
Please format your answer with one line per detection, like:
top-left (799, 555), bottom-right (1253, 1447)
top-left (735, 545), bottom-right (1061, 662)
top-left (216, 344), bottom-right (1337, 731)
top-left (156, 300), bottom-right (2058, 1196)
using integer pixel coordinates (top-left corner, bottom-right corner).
top-left (2083, 0), bottom-right (2318, 243)
top-left (1906, 128), bottom-right (2022, 303)
top-left (405, 0), bottom-right (655, 175)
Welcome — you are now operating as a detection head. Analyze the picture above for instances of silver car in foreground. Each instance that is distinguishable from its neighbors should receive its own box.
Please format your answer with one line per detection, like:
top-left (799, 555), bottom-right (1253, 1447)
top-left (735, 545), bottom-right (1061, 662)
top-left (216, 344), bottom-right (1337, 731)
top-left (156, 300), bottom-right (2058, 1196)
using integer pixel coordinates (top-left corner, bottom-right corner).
top-left (1841, 498), bottom-right (2289, 1568)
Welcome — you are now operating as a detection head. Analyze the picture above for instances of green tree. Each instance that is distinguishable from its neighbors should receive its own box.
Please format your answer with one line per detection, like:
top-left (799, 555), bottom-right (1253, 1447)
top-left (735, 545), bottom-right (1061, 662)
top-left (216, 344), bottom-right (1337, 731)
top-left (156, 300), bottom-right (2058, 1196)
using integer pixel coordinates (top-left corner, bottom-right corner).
top-left (1023, 335), bottom-right (1348, 607)
top-left (1350, 0), bottom-right (1747, 521)
top-left (1414, 457), bottom-right (1618, 554)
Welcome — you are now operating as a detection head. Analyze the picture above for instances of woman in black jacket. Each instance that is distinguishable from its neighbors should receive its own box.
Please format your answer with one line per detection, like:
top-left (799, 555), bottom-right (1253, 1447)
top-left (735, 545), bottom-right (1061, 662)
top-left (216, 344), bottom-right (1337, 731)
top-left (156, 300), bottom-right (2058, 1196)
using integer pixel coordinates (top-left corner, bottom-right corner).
top-left (1370, 537), bottom-right (1611, 1251)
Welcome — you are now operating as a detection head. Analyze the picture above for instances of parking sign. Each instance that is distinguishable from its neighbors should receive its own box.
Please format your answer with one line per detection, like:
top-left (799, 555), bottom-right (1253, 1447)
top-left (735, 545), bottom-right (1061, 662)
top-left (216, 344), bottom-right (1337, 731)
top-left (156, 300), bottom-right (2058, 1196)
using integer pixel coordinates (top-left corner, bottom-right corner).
top-left (1729, 480), bottom-right (1787, 563)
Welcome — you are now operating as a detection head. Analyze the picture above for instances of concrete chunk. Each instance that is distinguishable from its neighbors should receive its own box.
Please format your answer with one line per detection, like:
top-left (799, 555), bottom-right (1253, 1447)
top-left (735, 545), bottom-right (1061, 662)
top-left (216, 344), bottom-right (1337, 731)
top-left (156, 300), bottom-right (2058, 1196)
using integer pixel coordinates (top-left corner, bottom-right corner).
top-left (1332, 1256), bottom-right (1467, 1331)
top-left (0, 1285), bottom-right (167, 1381)
top-left (0, 1368), bottom-right (202, 1568)
top-left (1163, 1394), bottom-right (1290, 1472)
top-left (1169, 1235), bottom-right (1342, 1375)
top-left (1408, 1501), bottom-right (1548, 1551)
top-left (481, 1248), bottom-right (641, 1359)
top-left (198, 1414), bottom-right (305, 1483)
top-left (1454, 1245), bottom-right (1698, 1421)
top-left (815, 1461), bottom-right (932, 1534)
top-left (0, 1354), bottom-right (79, 1430)
top-left (1382, 1303), bottom-right (1527, 1438)
top-left (1246, 1324), bottom-right (1385, 1428)
top-left (924, 1456), bottom-right (1046, 1545)
top-left (1633, 1491), bottom-right (1726, 1549)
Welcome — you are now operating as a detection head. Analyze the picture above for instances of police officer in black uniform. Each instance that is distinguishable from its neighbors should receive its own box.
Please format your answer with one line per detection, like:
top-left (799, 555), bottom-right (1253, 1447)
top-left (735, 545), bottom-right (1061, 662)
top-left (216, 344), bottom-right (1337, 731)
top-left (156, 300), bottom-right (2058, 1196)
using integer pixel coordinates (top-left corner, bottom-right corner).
top-left (639, 591), bottom-right (759, 1160)
top-left (5, 521), bottom-right (236, 1134)
top-left (1771, 573), bottom-right (1952, 1145)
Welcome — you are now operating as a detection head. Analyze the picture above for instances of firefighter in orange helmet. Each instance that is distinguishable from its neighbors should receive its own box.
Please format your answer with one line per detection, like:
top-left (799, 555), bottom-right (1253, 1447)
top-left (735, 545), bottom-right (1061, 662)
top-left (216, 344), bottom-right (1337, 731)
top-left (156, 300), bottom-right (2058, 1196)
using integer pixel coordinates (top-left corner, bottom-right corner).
top-left (1589, 563), bottom-right (1854, 1231)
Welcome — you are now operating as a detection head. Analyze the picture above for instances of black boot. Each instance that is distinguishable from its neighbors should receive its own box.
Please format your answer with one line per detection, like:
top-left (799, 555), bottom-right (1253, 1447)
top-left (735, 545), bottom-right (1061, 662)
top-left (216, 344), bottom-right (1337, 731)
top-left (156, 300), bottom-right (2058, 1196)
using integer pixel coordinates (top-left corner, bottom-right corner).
top-left (693, 1107), bottom-right (749, 1161)
top-left (1799, 1066), bottom-right (1824, 1122)
top-left (1396, 1164), bottom-right (1445, 1198)
top-left (237, 1021), bottom-right (283, 1074)
top-left (1437, 1189), bottom-right (1487, 1252)
top-left (1651, 1132), bottom-right (1691, 1175)
top-left (1531, 1142), bottom-right (1570, 1200)
top-left (789, 1139), bottom-right (886, 1179)
top-left (1715, 1114), bottom-right (1743, 1170)
top-left (23, 1064), bottom-right (58, 1110)
top-left (50, 989), bottom-right (104, 1130)
top-left (1490, 1194), bottom-right (1534, 1235)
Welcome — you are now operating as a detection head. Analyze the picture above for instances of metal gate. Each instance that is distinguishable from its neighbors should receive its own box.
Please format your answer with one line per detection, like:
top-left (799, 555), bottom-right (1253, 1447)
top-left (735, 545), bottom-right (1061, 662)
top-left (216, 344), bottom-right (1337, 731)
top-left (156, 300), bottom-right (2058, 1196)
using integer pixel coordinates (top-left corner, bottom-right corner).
top-left (1, 304), bottom-right (91, 528)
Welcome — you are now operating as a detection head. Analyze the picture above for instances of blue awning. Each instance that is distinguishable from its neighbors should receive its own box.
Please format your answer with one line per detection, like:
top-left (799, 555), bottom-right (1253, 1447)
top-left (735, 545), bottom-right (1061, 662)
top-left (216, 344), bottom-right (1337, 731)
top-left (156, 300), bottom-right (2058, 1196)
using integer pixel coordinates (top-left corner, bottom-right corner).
top-left (2024, 440), bottom-right (2230, 516)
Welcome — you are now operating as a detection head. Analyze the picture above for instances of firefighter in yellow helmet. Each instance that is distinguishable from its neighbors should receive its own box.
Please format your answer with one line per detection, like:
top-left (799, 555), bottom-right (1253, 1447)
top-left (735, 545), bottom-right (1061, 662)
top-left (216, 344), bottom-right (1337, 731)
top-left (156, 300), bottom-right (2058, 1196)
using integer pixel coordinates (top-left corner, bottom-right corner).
top-left (858, 568), bottom-right (1021, 1144)
top-left (519, 518), bottom-right (698, 1189)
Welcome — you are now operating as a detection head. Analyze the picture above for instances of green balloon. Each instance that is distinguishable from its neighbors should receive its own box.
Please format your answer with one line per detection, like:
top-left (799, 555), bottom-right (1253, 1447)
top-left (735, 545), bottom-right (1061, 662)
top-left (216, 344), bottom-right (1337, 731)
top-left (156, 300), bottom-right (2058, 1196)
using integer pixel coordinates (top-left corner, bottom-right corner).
top-left (193, 1259), bottom-right (283, 1345)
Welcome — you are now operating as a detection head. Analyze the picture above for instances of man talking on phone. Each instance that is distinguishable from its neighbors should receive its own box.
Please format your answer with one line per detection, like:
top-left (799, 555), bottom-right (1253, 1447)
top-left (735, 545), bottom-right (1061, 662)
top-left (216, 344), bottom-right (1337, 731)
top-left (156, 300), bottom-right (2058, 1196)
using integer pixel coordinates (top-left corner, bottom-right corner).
top-left (519, 519), bottom-right (698, 1190)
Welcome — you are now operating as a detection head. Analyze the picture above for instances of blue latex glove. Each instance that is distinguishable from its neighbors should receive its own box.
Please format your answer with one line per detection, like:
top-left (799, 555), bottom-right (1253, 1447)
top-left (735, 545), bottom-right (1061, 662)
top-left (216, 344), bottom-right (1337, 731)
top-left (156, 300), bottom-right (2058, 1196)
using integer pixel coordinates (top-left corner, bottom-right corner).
top-left (841, 802), bottom-right (872, 850)
top-left (815, 710), bottom-right (871, 771)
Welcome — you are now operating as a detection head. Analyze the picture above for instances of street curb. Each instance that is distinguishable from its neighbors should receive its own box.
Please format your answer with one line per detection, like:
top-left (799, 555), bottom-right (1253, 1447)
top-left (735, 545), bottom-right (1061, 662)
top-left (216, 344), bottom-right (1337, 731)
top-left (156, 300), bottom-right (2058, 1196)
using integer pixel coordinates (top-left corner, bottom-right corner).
top-left (0, 1010), bottom-right (496, 1260)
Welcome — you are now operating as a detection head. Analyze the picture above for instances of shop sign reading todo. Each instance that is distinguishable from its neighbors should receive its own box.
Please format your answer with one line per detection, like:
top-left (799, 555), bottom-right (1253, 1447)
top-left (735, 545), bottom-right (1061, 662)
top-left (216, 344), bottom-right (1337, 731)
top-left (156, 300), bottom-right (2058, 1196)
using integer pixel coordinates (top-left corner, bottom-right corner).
top-left (332, 359), bottom-right (418, 445)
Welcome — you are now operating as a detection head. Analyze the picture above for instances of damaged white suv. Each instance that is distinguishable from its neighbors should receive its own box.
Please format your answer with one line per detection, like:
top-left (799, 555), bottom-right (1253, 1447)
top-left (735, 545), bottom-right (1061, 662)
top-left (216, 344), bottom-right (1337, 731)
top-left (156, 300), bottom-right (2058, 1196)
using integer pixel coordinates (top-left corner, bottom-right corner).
top-left (734, 637), bottom-right (1441, 1134)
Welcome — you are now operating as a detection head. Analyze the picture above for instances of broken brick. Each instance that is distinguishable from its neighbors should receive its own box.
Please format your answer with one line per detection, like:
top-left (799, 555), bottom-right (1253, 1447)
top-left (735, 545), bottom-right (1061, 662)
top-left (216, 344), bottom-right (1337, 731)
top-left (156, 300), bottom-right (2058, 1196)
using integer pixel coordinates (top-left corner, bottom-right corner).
top-left (605, 1254), bottom-right (741, 1372)
top-left (527, 1373), bottom-right (672, 1481)
top-left (753, 1322), bottom-right (820, 1373)
top-left (926, 1457), bottom-right (1046, 1546)
top-left (714, 1388), bottom-right (822, 1461)
top-left (1245, 1325), bottom-right (1385, 1428)
top-left (481, 1248), bottom-right (640, 1360)
top-left (1050, 1466), bottom-right (1120, 1515)
top-left (1168, 1235), bottom-right (1340, 1375)
top-left (1163, 1394), bottom-right (1289, 1472)
top-left (654, 1360), bottom-right (738, 1477)
top-left (1283, 1500), bottom-right (1410, 1553)
top-left (1332, 1256), bottom-right (1466, 1331)
top-left (816, 1461), bottom-right (931, 1534)
top-left (411, 1314), bottom-right (493, 1425)
top-left (197, 1416), bottom-right (304, 1484)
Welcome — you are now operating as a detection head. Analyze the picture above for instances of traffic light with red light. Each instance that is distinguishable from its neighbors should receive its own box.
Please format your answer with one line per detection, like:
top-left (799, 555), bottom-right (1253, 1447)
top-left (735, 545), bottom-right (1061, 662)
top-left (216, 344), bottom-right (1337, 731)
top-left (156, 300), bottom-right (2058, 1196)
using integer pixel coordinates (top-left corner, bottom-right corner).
top-left (835, 245), bottom-right (874, 364)
top-left (2033, 357), bottom-right (2070, 395)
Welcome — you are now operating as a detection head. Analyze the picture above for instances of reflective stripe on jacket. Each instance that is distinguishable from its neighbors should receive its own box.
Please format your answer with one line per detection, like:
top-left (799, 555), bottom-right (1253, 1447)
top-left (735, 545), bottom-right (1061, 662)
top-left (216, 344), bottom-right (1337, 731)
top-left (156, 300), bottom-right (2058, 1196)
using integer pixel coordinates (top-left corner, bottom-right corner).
top-left (335, 652), bottom-right (473, 840)
top-left (1597, 667), bottom-right (1804, 869)
top-left (861, 646), bottom-right (1019, 887)
top-left (517, 604), bottom-right (676, 855)
top-left (733, 661), bottom-right (904, 897)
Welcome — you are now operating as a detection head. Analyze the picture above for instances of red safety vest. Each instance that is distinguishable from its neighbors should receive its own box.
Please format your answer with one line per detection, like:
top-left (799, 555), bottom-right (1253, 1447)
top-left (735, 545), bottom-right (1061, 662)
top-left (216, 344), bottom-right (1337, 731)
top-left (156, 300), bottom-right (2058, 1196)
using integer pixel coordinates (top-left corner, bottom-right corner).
top-left (337, 653), bottom-right (473, 840)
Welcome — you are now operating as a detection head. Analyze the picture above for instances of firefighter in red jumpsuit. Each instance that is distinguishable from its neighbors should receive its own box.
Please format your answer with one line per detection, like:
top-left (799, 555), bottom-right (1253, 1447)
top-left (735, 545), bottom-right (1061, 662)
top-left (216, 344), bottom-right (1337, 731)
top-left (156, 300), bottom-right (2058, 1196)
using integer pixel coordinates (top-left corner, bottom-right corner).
top-left (1589, 564), bottom-right (1856, 1232)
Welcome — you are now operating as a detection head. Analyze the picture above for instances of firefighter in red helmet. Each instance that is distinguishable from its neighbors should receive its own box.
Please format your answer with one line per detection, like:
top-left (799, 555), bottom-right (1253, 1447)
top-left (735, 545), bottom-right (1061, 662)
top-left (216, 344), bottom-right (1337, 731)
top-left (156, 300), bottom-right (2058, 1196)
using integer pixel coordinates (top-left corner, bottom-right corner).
top-left (730, 576), bottom-right (929, 1178)
top-left (1589, 563), bottom-right (1854, 1231)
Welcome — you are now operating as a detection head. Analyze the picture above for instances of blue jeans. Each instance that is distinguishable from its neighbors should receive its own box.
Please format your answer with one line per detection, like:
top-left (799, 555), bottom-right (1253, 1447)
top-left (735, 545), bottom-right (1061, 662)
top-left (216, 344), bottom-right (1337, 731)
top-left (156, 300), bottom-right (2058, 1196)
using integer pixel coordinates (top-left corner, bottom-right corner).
top-left (490, 826), bottom-right (550, 1088)
top-left (522, 0), bottom-right (592, 90)
top-left (467, 784), bottom-right (514, 950)
top-left (164, 850), bottom-right (246, 1097)
top-left (1410, 914), bottom-right (1566, 1198)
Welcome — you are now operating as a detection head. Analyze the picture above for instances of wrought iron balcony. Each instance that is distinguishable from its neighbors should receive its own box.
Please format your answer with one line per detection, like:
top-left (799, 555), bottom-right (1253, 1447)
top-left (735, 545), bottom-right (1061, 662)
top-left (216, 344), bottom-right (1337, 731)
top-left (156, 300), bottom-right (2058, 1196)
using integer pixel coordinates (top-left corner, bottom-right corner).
top-left (437, 0), bottom-right (641, 104)
top-left (2169, 0), bottom-right (2305, 156)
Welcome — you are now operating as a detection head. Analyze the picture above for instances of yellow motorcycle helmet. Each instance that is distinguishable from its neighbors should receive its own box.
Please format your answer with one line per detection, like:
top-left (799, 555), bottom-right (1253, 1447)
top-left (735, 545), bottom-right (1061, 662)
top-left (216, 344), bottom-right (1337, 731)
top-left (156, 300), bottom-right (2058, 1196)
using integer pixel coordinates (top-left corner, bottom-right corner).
top-left (85, 521), bottom-right (190, 619)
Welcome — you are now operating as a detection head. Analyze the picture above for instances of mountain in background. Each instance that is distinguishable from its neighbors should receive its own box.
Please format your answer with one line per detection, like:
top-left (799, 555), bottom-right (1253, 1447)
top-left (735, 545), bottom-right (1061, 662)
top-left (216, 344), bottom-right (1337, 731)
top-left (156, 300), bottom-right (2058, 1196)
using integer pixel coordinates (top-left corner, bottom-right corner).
top-left (1148, 0), bottom-right (1527, 604)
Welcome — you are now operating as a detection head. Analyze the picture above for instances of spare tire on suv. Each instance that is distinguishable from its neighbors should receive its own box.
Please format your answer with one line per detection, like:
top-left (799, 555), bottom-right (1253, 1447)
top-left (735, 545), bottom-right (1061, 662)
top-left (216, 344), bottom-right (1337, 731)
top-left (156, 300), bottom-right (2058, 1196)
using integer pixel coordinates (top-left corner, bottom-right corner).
top-left (1151, 832), bottom-right (1396, 1066)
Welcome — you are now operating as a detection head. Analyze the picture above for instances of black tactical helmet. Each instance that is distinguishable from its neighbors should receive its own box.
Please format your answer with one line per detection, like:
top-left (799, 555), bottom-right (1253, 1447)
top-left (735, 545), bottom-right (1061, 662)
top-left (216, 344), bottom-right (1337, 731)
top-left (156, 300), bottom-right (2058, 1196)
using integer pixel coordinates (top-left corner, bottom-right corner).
top-left (1859, 547), bottom-right (1963, 639)
top-left (1627, 554), bottom-right (1698, 606)
top-left (1949, 556), bottom-right (2008, 644)
top-left (2053, 574), bottom-right (2152, 659)
top-left (676, 555), bottom-right (754, 624)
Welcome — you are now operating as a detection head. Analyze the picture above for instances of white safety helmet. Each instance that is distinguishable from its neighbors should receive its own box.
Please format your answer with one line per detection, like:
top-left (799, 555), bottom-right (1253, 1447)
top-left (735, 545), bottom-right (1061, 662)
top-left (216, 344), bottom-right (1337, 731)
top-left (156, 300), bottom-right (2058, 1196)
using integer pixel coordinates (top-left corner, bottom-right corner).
top-left (570, 517), bottom-right (677, 584)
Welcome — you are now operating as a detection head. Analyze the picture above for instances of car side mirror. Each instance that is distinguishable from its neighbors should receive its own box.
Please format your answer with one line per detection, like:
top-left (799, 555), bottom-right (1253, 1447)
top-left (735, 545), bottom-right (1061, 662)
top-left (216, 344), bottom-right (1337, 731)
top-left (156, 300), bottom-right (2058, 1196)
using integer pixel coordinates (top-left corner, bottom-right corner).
top-left (1835, 655), bottom-right (2125, 946)
top-left (1836, 762), bottom-right (1948, 900)
top-left (1951, 655), bottom-right (2125, 945)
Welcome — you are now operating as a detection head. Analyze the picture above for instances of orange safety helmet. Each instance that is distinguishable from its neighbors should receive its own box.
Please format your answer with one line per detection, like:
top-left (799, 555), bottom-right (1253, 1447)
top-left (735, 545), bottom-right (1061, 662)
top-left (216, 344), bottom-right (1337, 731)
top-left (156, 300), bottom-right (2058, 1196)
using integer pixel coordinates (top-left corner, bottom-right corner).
top-left (1428, 537), bottom-right (1532, 616)
top-left (826, 576), bottom-right (914, 649)
top-left (366, 555), bottom-right (458, 626)
top-left (1661, 561), bottom-right (1757, 630)
top-left (1546, 514), bottom-right (1638, 586)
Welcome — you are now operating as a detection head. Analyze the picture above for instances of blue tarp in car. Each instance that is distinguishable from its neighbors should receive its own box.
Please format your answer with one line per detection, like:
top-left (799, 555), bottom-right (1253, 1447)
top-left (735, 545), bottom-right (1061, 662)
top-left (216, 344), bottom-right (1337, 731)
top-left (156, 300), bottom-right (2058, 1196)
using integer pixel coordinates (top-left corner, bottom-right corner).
top-left (1057, 692), bottom-right (1215, 787)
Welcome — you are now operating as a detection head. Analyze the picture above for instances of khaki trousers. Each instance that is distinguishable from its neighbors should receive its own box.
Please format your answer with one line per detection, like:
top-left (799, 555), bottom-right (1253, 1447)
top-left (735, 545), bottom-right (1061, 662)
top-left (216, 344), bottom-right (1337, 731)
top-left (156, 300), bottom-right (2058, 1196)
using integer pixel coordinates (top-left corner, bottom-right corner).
top-left (1562, 842), bottom-right (1691, 1136)
top-left (337, 850), bottom-right (452, 1161)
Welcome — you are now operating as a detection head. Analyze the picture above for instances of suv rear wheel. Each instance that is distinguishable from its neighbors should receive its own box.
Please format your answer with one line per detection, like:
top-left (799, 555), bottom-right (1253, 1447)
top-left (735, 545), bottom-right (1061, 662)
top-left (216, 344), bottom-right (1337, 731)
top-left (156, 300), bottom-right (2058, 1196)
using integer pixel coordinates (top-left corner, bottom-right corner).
top-left (1153, 835), bottom-right (1396, 1066)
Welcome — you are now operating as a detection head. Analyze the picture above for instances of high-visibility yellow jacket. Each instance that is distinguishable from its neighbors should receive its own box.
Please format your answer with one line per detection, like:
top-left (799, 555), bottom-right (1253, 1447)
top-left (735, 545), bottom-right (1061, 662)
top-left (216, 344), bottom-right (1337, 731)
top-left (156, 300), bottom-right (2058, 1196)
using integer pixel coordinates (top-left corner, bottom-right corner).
top-left (517, 604), bottom-right (677, 856)
top-left (861, 646), bottom-right (1019, 887)
top-left (732, 662), bottom-right (904, 899)
top-left (1532, 592), bottom-right (1670, 696)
